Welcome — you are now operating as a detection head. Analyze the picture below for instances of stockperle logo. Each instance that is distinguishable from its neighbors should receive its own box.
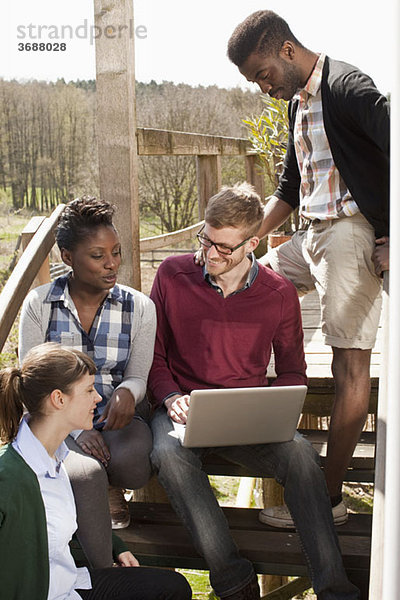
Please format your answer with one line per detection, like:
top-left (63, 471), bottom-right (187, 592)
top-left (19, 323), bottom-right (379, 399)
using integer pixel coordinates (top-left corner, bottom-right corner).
top-left (17, 19), bottom-right (148, 46)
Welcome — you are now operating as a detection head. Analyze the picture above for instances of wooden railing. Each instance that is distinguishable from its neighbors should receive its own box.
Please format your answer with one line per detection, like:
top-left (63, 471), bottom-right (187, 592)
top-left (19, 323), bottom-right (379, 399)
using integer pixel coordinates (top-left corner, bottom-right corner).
top-left (136, 127), bottom-right (264, 236)
top-left (0, 127), bottom-right (259, 352)
top-left (0, 204), bottom-right (66, 351)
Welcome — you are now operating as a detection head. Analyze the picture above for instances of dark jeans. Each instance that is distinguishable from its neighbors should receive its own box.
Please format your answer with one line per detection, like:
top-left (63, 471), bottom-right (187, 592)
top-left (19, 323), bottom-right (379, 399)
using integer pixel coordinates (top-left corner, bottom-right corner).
top-left (151, 408), bottom-right (360, 600)
top-left (77, 566), bottom-right (192, 600)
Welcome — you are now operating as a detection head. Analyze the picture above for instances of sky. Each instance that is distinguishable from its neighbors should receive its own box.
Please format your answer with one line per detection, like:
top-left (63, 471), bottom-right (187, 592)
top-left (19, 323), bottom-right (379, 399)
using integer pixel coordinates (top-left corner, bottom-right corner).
top-left (2, 0), bottom-right (395, 95)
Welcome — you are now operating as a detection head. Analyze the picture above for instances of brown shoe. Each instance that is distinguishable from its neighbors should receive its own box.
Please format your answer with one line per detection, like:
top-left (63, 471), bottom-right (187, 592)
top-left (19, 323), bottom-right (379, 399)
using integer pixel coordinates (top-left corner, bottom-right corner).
top-left (219, 574), bottom-right (260, 600)
top-left (108, 486), bottom-right (130, 529)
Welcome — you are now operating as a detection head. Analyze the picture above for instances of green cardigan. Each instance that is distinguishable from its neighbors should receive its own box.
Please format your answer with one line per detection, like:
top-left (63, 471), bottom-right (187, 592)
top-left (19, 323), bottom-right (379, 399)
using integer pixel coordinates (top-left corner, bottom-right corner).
top-left (0, 444), bottom-right (128, 600)
top-left (0, 444), bottom-right (49, 600)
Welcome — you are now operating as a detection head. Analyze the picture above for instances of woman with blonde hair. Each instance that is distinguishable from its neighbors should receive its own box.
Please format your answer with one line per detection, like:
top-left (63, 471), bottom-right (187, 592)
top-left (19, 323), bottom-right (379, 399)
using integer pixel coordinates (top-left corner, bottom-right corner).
top-left (0, 343), bottom-right (191, 600)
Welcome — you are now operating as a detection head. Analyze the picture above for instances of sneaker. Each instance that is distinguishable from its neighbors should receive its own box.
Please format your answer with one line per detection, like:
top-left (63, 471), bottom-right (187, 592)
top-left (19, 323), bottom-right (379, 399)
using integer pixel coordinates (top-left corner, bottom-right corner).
top-left (258, 500), bottom-right (348, 528)
top-left (108, 486), bottom-right (130, 529)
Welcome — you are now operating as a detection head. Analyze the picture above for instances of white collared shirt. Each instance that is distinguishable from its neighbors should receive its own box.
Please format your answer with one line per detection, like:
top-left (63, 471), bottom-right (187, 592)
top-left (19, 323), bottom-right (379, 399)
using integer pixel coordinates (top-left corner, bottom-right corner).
top-left (12, 417), bottom-right (91, 599)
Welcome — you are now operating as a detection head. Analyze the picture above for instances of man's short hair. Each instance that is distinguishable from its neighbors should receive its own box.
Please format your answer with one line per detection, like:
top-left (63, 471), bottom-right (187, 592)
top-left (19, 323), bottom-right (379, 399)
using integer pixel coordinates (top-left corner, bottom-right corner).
top-left (205, 182), bottom-right (264, 237)
top-left (227, 10), bottom-right (303, 67)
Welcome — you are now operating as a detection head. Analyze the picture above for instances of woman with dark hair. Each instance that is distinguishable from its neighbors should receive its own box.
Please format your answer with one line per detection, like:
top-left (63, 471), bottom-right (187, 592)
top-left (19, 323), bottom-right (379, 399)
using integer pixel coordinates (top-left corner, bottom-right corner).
top-left (0, 343), bottom-right (191, 600)
top-left (19, 197), bottom-right (156, 569)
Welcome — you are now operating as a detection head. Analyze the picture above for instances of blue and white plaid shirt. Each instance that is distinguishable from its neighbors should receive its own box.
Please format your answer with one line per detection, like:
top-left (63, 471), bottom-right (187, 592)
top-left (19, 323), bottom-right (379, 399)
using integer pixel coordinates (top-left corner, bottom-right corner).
top-left (45, 275), bottom-right (134, 418)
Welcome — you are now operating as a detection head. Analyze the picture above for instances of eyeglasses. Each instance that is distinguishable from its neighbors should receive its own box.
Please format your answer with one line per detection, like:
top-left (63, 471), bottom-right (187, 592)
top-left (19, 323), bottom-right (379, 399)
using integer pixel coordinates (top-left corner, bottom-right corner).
top-left (196, 225), bottom-right (252, 256)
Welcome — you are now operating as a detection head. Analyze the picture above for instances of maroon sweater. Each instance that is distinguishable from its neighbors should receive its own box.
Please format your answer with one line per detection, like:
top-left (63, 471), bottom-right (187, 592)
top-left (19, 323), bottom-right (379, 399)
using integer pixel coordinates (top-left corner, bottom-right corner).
top-left (148, 255), bottom-right (307, 407)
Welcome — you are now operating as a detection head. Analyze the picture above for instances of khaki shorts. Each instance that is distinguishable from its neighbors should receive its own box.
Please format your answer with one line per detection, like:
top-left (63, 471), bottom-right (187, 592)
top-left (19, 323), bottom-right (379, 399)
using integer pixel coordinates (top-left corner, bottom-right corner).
top-left (263, 213), bottom-right (382, 349)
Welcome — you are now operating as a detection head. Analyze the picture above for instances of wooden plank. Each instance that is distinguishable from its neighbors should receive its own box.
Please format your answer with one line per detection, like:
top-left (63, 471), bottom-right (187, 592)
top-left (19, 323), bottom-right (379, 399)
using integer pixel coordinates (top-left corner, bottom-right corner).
top-left (203, 459), bottom-right (374, 481)
top-left (196, 156), bottom-right (221, 219)
top-left (140, 221), bottom-right (204, 252)
top-left (21, 216), bottom-right (51, 287)
top-left (129, 503), bottom-right (372, 537)
top-left (246, 154), bottom-right (268, 258)
top-left (369, 273), bottom-right (389, 598)
top-left (94, 0), bottom-right (141, 289)
top-left (262, 577), bottom-right (310, 600)
top-left (303, 392), bottom-right (378, 417)
top-left (120, 519), bottom-right (371, 574)
top-left (245, 155), bottom-right (265, 199)
top-left (302, 335), bottom-right (382, 354)
top-left (0, 204), bottom-right (65, 352)
top-left (268, 358), bottom-right (381, 379)
top-left (137, 128), bottom-right (250, 156)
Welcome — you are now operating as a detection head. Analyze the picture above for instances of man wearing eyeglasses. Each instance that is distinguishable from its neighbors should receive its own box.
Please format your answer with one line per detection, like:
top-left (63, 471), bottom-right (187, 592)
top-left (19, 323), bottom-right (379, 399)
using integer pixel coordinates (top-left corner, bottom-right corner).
top-left (147, 183), bottom-right (359, 600)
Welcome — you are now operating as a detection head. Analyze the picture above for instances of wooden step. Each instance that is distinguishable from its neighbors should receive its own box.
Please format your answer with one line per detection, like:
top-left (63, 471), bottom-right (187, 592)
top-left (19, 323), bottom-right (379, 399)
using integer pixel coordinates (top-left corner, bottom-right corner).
top-left (121, 503), bottom-right (371, 576)
top-left (202, 430), bottom-right (375, 482)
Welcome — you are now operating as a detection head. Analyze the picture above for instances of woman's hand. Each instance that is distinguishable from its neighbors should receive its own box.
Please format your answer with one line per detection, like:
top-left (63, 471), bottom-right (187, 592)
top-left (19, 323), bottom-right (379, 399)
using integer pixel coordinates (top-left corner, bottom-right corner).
top-left (97, 388), bottom-right (135, 431)
top-left (76, 430), bottom-right (110, 466)
top-left (116, 551), bottom-right (140, 567)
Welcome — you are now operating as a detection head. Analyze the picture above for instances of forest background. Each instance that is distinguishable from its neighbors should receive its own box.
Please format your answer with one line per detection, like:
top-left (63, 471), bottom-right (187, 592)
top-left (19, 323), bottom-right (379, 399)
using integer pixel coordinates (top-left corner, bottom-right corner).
top-left (0, 78), bottom-right (270, 235)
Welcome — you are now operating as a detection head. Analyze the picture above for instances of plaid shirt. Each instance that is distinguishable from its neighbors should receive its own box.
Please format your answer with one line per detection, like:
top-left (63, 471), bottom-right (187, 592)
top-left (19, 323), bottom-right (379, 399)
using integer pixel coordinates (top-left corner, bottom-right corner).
top-left (294, 53), bottom-right (359, 220)
top-left (46, 275), bottom-right (134, 417)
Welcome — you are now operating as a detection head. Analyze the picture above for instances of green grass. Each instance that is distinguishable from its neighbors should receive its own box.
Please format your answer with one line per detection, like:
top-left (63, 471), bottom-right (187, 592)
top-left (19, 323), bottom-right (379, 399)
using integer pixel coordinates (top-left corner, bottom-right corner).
top-left (210, 476), bottom-right (240, 505)
top-left (177, 570), bottom-right (216, 600)
top-left (343, 484), bottom-right (373, 513)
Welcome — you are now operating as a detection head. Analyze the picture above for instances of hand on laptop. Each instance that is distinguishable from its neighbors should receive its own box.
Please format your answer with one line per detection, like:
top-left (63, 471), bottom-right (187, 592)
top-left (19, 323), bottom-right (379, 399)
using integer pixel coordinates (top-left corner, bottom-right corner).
top-left (165, 394), bottom-right (191, 424)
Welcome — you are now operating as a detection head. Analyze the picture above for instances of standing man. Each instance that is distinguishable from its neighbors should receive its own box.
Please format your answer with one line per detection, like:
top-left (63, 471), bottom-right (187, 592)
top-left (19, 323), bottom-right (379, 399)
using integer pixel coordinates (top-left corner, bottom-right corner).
top-left (227, 10), bottom-right (389, 526)
top-left (149, 183), bottom-right (359, 600)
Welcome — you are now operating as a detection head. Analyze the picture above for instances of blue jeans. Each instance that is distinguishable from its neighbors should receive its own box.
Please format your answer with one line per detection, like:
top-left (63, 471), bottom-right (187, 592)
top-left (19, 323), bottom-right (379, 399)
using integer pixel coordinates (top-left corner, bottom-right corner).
top-left (150, 408), bottom-right (359, 600)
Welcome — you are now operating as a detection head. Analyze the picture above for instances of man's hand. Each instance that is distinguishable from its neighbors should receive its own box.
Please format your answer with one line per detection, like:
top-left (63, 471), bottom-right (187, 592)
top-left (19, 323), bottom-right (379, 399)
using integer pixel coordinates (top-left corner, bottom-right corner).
top-left (76, 430), bottom-right (111, 466)
top-left (194, 247), bottom-right (205, 266)
top-left (97, 388), bottom-right (135, 431)
top-left (164, 394), bottom-right (191, 424)
top-left (116, 551), bottom-right (140, 567)
top-left (373, 236), bottom-right (389, 276)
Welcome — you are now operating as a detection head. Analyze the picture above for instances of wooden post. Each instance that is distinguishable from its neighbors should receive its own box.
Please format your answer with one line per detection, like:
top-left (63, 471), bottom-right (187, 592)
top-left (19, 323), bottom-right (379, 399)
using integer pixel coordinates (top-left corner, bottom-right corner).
top-left (196, 155), bottom-right (221, 219)
top-left (381, 3), bottom-right (400, 594)
top-left (245, 154), bottom-right (267, 258)
top-left (259, 480), bottom-right (288, 595)
top-left (245, 154), bottom-right (265, 200)
top-left (94, 0), bottom-right (141, 289)
top-left (21, 217), bottom-right (51, 288)
top-left (369, 274), bottom-right (389, 598)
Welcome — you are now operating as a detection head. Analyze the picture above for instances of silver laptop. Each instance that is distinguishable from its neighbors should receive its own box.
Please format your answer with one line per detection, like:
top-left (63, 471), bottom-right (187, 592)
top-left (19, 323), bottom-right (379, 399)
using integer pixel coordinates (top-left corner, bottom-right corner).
top-left (170, 385), bottom-right (307, 448)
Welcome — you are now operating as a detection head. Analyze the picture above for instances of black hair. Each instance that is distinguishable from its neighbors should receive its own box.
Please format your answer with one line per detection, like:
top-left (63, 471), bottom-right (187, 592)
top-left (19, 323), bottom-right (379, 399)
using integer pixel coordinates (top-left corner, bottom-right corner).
top-left (55, 196), bottom-right (116, 251)
top-left (227, 10), bottom-right (303, 67)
